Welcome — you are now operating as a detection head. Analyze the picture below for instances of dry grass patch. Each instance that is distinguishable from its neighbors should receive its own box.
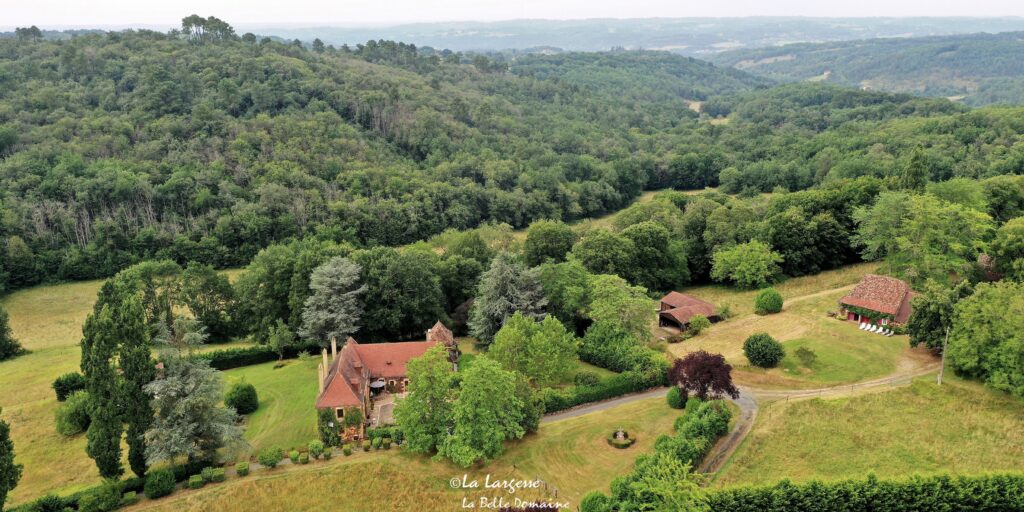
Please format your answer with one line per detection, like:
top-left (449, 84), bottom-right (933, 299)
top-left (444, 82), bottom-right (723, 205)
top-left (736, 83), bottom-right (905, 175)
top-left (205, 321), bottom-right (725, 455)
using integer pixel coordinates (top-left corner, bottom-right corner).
top-left (714, 377), bottom-right (1024, 487)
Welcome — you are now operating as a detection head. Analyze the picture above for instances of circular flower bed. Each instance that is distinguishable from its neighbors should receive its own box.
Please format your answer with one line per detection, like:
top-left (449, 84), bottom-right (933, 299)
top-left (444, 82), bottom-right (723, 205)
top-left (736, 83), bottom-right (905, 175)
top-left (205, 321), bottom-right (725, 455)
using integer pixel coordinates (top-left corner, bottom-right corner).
top-left (607, 429), bottom-right (636, 449)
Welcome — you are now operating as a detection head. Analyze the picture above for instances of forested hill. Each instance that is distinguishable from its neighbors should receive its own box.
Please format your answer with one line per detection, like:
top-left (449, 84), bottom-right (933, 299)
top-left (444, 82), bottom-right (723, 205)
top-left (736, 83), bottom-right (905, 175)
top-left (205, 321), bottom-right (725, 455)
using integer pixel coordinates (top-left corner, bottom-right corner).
top-left (709, 31), bottom-right (1024, 107)
top-left (0, 22), bottom-right (1013, 294)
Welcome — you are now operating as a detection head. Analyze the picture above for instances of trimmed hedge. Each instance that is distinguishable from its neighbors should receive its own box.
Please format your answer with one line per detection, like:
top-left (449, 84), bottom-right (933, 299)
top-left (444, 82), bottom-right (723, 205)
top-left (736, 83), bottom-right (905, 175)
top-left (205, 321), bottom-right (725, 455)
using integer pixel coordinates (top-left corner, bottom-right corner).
top-left (541, 368), bottom-right (667, 414)
top-left (666, 386), bottom-right (686, 409)
top-left (192, 341), bottom-right (320, 370)
top-left (706, 473), bottom-right (1024, 512)
top-left (236, 461), bottom-right (250, 476)
top-left (52, 372), bottom-right (87, 401)
top-left (188, 475), bottom-right (205, 489)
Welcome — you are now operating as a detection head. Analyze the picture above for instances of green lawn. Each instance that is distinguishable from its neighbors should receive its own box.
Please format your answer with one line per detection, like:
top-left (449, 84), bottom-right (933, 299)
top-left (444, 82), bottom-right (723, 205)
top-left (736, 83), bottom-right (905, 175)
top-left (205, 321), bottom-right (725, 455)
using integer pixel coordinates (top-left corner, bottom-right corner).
top-left (714, 377), bottom-right (1024, 487)
top-left (668, 264), bottom-right (927, 389)
top-left (223, 358), bottom-right (320, 456)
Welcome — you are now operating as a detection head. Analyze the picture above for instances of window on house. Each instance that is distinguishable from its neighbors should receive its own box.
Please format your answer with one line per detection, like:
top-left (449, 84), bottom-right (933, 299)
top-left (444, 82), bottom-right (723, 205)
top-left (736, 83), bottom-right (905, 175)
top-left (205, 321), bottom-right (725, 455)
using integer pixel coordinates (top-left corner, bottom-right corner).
top-left (881, 318), bottom-right (888, 326)
top-left (336, 408), bottom-right (344, 419)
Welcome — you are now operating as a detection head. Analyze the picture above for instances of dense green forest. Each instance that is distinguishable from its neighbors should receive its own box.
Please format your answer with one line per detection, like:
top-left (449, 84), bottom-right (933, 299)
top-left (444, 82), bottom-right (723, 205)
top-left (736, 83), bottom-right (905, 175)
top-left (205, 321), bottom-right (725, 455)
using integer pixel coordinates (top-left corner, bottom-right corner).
top-left (710, 31), bottom-right (1024, 106)
top-left (1, 20), bottom-right (1023, 294)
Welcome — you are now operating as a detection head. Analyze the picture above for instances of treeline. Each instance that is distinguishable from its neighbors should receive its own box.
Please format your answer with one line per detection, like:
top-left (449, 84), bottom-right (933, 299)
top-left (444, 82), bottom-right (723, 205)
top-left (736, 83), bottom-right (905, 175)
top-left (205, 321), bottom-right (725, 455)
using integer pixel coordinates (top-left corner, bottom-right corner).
top-left (5, 16), bottom-right (1024, 294)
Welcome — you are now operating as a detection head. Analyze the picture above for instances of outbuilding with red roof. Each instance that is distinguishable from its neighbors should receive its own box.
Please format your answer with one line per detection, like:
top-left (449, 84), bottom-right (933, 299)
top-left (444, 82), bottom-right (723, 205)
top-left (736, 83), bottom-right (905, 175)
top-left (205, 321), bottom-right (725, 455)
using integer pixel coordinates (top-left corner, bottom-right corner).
top-left (838, 274), bottom-right (916, 326)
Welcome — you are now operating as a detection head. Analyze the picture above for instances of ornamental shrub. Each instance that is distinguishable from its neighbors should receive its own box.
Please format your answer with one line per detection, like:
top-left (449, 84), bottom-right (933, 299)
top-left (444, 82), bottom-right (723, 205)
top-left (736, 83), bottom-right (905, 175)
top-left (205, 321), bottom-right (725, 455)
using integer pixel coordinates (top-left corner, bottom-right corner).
top-left (235, 461), bottom-right (250, 476)
top-left (224, 382), bottom-right (259, 415)
top-left (144, 469), bottom-right (176, 499)
top-left (323, 447), bottom-right (333, 459)
top-left (371, 437), bottom-right (382, 449)
top-left (362, 440), bottom-right (371, 451)
top-left (688, 314), bottom-right (711, 335)
top-left (298, 453), bottom-right (309, 464)
top-left (288, 450), bottom-right (300, 463)
top-left (52, 372), bottom-right (87, 401)
top-left (308, 440), bottom-right (324, 459)
top-left (343, 445), bottom-right (353, 456)
top-left (187, 475), bottom-right (204, 489)
top-left (755, 288), bottom-right (784, 315)
top-left (258, 447), bottom-right (283, 468)
top-left (666, 386), bottom-right (686, 409)
top-left (54, 390), bottom-right (91, 436)
top-left (200, 466), bottom-right (215, 482)
top-left (382, 438), bottom-right (392, 450)
top-left (210, 468), bottom-right (226, 483)
top-left (743, 333), bottom-right (785, 368)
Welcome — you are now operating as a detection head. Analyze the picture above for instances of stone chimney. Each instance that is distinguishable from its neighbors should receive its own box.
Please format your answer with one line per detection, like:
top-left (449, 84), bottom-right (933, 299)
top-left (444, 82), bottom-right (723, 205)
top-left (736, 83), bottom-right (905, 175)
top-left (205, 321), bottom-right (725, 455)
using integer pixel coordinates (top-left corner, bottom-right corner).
top-left (318, 363), bottom-right (325, 394)
top-left (331, 336), bottom-right (338, 361)
top-left (321, 348), bottom-right (329, 373)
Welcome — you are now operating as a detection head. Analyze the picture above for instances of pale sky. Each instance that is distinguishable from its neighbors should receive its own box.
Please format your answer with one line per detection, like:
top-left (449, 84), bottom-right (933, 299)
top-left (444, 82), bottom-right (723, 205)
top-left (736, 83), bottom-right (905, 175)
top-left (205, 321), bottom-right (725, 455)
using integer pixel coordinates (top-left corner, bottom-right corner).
top-left (4, 0), bottom-right (1024, 29)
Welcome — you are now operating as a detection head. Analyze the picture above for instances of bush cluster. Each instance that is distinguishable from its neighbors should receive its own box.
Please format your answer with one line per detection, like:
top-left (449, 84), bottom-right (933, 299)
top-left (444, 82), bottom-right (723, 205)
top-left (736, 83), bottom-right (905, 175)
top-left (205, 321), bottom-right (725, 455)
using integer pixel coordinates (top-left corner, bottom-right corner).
top-left (666, 386), bottom-right (686, 409)
top-left (225, 382), bottom-right (259, 414)
top-left (754, 288), bottom-right (784, 315)
top-left (54, 390), bottom-right (91, 436)
top-left (288, 450), bottom-right (300, 463)
top-left (235, 461), bottom-right (250, 476)
top-left (706, 473), bottom-right (1024, 512)
top-left (688, 314), bottom-right (712, 335)
top-left (743, 333), bottom-right (785, 368)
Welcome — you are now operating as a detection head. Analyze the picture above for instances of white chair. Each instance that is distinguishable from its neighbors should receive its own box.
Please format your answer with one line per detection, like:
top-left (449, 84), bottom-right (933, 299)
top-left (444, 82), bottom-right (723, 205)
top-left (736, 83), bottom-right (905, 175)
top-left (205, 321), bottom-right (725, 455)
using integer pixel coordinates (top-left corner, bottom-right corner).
top-left (859, 322), bottom-right (867, 330)
top-left (869, 325), bottom-right (879, 333)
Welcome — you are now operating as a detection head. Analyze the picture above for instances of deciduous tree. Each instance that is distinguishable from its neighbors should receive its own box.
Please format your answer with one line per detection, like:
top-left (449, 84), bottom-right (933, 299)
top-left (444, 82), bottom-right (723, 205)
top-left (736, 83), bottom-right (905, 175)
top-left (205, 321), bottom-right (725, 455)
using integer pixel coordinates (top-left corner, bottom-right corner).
top-left (669, 351), bottom-right (739, 401)
top-left (0, 408), bottom-right (22, 511)
top-left (490, 313), bottom-right (578, 387)
top-left (440, 357), bottom-right (525, 467)
top-left (393, 344), bottom-right (456, 454)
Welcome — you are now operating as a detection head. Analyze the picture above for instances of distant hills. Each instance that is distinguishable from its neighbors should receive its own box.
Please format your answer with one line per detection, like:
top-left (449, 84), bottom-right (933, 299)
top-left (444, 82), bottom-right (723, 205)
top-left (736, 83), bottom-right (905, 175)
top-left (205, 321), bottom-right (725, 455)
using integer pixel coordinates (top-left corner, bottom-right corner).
top-left (242, 17), bottom-right (1024, 56)
top-left (710, 31), bottom-right (1024, 106)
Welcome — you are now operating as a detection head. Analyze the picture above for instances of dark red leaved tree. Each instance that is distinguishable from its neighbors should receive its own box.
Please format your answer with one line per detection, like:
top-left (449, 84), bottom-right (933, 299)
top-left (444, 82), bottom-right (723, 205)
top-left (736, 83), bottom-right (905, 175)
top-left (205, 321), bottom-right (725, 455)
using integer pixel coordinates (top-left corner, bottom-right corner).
top-left (668, 351), bottom-right (739, 401)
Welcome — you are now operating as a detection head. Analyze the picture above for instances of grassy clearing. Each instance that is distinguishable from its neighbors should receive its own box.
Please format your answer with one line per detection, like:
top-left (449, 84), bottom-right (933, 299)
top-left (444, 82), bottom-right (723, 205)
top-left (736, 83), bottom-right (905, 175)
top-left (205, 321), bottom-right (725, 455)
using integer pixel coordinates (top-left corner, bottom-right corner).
top-left (129, 395), bottom-right (684, 511)
top-left (715, 377), bottom-right (1024, 487)
top-left (0, 270), bottom-right (243, 506)
top-left (666, 263), bottom-right (926, 388)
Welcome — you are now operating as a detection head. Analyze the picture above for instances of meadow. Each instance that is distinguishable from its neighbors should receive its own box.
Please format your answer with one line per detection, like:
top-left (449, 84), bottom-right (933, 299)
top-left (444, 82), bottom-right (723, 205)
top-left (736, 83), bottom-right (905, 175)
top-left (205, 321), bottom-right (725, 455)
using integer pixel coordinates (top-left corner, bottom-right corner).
top-left (665, 263), bottom-right (929, 388)
top-left (714, 376), bottom-right (1024, 487)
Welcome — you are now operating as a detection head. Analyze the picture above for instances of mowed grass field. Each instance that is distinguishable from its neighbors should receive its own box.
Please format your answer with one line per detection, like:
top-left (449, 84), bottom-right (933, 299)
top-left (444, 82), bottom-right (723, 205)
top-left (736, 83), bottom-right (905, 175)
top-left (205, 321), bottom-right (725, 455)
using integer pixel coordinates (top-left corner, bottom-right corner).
top-left (666, 263), bottom-right (932, 388)
top-left (223, 357), bottom-right (320, 456)
top-left (0, 271), bottom-right (244, 506)
top-left (129, 395), bottom-right (685, 511)
top-left (714, 376), bottom-right (1024, 487)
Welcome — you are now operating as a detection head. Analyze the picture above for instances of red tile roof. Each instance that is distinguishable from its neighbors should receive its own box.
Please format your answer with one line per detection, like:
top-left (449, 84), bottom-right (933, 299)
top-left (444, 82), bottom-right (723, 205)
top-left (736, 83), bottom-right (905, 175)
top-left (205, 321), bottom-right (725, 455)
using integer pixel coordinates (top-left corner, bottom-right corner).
top-left (659, 292), bottom-right (716, 325)
top-left (353, 340), bottom-right (436, 379)
top-left (840, 274), bottom-right (915, 322)
top-left (426, 320), bottom-right (455, 346)
top-left (315, 336), bottom-right (437, 409)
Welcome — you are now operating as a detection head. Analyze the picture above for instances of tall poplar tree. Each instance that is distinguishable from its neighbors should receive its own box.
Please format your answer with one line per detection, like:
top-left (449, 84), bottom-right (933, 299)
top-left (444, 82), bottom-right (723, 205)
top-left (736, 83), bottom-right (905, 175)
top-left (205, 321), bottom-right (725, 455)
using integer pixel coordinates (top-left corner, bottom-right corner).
top-left (80, 299), bottom-right (124, 479)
